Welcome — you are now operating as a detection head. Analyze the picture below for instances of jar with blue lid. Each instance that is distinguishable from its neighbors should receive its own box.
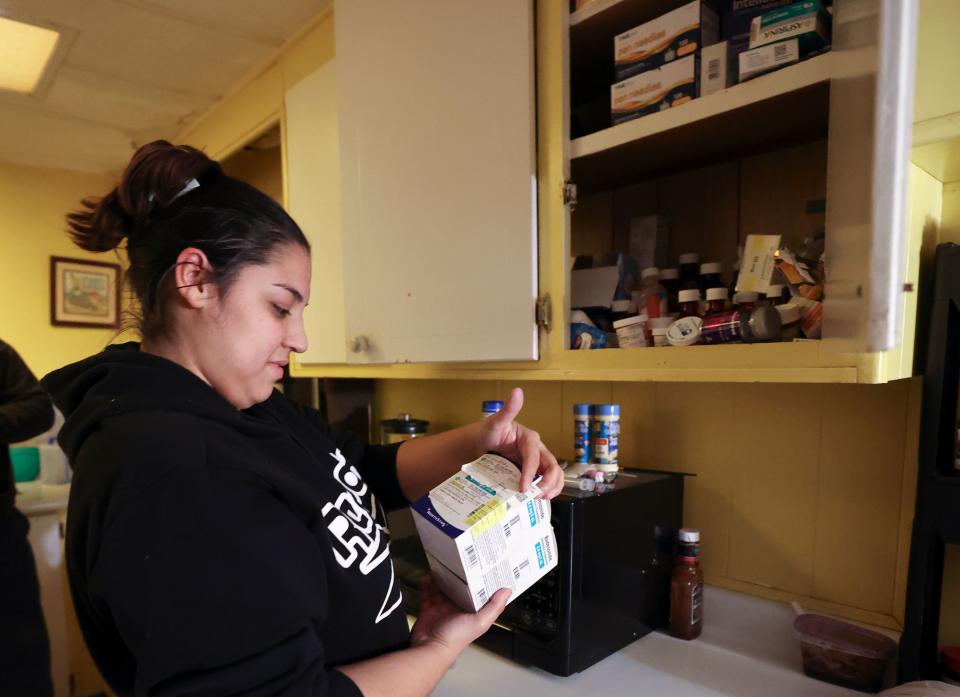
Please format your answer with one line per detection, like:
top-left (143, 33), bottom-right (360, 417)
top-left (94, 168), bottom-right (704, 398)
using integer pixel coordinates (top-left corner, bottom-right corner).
top-left (591, 404), bottom-right (620, 471)
top-left (481, 400), bottom-right (504, 418)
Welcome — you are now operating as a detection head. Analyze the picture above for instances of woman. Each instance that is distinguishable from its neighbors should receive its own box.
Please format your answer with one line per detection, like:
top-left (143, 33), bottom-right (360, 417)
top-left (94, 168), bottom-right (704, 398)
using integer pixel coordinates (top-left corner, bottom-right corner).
top-left (42, 141), bottom-right (564, 697)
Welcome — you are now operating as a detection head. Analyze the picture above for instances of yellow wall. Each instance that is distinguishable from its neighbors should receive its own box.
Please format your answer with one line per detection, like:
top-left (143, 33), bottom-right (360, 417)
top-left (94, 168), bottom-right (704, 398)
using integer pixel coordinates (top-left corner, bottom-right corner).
top-left (0, 159), bottom-right (122, 378)
top-left (376, 378), bottom-right (920, 629)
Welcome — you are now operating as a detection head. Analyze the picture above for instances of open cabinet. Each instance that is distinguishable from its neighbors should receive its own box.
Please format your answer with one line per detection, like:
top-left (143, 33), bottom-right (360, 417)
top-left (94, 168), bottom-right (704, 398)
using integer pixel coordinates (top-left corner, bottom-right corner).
top-left (290, 0), bottom-right (927, 384)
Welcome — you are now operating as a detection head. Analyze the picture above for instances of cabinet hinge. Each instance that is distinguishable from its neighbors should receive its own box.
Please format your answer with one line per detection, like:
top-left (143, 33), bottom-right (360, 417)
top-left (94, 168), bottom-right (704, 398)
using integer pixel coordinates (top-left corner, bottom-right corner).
top-left (536, 294), bottom-right (552, 332)
top-left (562, 179), bottom-right (578, 211)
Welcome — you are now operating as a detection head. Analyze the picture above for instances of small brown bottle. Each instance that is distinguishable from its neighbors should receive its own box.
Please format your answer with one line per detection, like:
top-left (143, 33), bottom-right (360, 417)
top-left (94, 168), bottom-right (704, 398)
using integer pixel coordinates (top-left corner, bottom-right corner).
top-left (669, 528), bottom-right (704, 640)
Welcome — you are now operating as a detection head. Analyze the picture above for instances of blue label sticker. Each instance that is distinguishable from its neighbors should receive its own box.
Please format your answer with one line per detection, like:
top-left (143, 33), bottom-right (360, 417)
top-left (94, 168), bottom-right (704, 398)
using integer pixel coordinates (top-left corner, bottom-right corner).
top-left (535, 541), bottom-right (545, 569)
top-left (526, 500), bottom-right (537, 526)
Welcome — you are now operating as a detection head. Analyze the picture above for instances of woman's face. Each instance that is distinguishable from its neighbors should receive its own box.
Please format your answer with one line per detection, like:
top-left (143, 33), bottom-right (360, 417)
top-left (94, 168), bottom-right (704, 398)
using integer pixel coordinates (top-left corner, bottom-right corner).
top-left (198, 243), bottom-right (311, 410)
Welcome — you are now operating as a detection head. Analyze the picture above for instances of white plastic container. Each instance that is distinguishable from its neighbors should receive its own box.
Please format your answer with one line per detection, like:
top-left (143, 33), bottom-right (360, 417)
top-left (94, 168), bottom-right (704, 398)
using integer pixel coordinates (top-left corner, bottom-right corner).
top-left (613, 314), bottom-right (649, 348)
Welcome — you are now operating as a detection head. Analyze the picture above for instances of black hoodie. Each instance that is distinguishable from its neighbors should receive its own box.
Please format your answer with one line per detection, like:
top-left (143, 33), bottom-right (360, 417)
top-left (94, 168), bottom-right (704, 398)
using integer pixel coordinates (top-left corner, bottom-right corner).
top-left (42, 343), bottom-right (410, 697)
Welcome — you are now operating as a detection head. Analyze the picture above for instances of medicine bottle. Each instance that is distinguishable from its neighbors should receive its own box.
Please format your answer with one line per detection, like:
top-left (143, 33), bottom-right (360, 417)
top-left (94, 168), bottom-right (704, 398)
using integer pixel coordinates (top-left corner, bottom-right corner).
top-left (777, 303), bottom-right (802, 341)
top-left (704, 287), bottom-right (728, 315)
top-left (639, 267), bottom-right (667, 318)
top-left (574, 404), bottom-right (591, 463)
top-left (613, 314), bottom-right (649, 348)
top-left (658, 267), bottom-right (680, 313)
top-left (678, 289), bottom-right (702, 318)
top-left (765, 284), bottom-right (788, 306)
top-left (590, 404), bottom-right (620, 472)
top-left (666, 316), bottom-right (702, 347)
top-left (700, 304), bottom-right (782, 344)
top-left (733, 291), bottom-right (759, 310)
top-left (651, 326), bottom-right (669, 347)
top-left (699, 262), bottom-right (723, 294)
top-left (481, 400), bottom-right (504, 419)
top-left (678, 253), bottom-right (700, 290)
top-left (610, 298), bottom-right (634, 324)
top-left (670, 528), bottom-right (704, 640)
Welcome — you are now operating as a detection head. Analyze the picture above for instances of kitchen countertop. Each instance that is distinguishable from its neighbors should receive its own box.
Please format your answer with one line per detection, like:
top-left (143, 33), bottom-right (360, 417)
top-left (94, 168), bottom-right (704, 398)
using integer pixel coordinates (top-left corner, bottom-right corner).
top-left (432, 585), bottom-right (899, 697)
top-left (15, 481), bottom-right (70, 516)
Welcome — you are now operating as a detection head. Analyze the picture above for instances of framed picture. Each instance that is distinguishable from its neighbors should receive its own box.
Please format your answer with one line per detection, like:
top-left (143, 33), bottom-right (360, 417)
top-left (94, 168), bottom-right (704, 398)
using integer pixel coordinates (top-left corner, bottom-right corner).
top-left (50, 256), bottom-right (122, 328)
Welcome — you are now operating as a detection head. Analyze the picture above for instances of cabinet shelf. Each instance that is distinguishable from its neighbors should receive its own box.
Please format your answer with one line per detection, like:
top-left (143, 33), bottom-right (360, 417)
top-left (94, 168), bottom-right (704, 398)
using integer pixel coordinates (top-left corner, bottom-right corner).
top-left (570, 54), bottom-right (832, 192)
top-left (293, 341), bottom-right (876, 383)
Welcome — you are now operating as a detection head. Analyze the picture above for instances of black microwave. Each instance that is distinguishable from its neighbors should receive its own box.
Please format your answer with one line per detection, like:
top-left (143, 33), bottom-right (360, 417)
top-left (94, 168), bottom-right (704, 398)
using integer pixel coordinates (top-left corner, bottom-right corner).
top-left (389, 468), bottom-right (686, 676)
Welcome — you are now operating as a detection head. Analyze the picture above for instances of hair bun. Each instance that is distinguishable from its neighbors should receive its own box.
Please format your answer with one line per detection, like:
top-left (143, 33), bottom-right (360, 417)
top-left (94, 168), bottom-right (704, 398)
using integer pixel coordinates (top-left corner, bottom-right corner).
top-left (67, 140), bottom-right (221, 253)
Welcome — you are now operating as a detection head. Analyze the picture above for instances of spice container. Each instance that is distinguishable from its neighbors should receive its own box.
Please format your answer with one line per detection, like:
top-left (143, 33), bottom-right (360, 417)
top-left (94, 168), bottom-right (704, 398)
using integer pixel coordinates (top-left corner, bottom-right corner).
top-left (669, 528), bottom-right (703, 640)
top-left (678, 289), bottom-right (702, 318)
top-left (793, 614), bottom-right (897, 693)
top-left (481, 400), bottom-right (504, 418)
top-left (590, 404), bottom-right (620, 474)
top-left (574, 404), bottom-right (591, 464)
top-left (613, 315), bottom-right (649, 348)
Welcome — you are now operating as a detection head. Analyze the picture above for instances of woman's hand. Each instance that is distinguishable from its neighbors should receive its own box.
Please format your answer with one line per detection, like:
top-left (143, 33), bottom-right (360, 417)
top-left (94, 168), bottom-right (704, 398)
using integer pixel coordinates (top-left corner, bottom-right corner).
top-left (478, 387), bottom-right (565, 498)
top-left (410, 576), bottom-right (511, 657)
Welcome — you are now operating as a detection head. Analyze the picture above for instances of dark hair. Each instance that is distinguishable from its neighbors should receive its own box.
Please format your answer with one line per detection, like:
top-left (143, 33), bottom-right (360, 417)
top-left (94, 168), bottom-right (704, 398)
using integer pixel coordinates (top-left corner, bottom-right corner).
top-left (67, 140), bottom-right (309, 340)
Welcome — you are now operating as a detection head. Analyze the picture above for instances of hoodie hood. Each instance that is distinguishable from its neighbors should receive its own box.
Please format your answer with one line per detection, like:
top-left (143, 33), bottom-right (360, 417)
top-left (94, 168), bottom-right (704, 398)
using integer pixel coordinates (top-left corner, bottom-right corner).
top-left (41, 342), bottom-right (281, 464)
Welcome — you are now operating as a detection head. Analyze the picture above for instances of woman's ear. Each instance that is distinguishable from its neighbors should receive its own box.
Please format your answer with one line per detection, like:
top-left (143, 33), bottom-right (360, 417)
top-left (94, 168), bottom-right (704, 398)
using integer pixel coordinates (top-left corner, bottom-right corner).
top-left (173, 247), bottom-right (217, 309)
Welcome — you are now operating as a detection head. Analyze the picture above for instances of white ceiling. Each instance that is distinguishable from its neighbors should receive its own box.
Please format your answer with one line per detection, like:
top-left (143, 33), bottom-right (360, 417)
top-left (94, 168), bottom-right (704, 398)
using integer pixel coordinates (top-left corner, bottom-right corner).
top-left (0, 0), bottom-right (328, 174)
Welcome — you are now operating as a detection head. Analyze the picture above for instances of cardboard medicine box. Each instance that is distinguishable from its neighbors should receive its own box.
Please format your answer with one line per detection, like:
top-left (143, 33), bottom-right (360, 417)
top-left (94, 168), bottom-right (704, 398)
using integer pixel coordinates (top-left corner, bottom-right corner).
top-left (611, 54), bottom-right (698, 126)
top-left (411, 454), bottom-right (557, 612)
top-left (738, 38), bottom-right (799, 82)
top-left (748, 0), bottom-right (831, 55)
top-left (614, 0), bottom-right (718, 81)
top-left (719, 0), bottom-right (793, 54)
top-left (700, 40), bottom-right (733, 95)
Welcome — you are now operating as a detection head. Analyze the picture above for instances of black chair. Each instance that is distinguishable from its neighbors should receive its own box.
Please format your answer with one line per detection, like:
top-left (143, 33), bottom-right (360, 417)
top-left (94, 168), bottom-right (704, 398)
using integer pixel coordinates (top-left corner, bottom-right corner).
top-left (899, 242), bottom-right (960, 681)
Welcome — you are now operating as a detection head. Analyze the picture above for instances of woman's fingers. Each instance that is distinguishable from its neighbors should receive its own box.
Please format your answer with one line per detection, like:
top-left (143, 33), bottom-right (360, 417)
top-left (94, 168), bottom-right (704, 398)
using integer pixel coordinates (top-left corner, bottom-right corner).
top-left (518, 428), bottom-right (541, 493)
top-left (477, 587), bottom-right (511, 625)
top-left (537, 443), bottom-right (565, 498)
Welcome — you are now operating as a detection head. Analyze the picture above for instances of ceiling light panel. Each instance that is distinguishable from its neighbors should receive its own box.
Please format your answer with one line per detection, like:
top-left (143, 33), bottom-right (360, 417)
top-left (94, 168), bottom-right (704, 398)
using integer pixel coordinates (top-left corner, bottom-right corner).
top-left (0, 16), bottom-right (60, 94)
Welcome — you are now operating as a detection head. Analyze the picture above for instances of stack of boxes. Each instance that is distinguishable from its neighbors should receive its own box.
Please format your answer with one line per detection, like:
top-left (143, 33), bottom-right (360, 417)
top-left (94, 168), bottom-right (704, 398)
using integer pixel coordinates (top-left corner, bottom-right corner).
top-left (611, 1), bottom-right (718, 125)
top-left (609, 0), bottom-right (832, 126)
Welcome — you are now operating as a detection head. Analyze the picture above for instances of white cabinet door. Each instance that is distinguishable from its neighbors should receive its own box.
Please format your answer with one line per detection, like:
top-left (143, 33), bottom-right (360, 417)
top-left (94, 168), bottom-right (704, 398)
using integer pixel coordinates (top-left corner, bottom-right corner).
top-left (334, 0), bottom-right (538, 364)
top-left (286, 61), bottom-right (348, 364)
top-left (823, 0), bottom-right (919, 352)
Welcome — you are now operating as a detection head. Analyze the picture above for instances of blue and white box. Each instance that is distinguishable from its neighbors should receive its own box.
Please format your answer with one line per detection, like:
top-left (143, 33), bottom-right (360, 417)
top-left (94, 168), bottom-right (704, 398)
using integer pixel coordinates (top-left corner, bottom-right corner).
top-left (411, 453), bottom-right (557, 612)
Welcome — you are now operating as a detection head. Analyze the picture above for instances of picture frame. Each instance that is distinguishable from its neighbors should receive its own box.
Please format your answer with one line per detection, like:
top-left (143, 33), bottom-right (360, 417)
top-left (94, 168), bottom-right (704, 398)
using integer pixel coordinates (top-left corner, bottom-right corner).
top-left (50, 256), bottom-right (122, 328)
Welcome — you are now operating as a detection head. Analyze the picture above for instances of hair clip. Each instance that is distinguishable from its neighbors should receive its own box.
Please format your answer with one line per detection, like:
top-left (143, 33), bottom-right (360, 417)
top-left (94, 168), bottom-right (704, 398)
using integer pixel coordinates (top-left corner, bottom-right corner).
top-left (170, 178), bottom-right (200, 202)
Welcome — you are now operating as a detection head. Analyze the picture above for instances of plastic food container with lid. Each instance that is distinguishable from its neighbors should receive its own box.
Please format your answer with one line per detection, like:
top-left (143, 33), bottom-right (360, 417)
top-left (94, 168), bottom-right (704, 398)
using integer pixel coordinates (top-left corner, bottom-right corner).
top-left (793, 613), bottom-right (897, 693)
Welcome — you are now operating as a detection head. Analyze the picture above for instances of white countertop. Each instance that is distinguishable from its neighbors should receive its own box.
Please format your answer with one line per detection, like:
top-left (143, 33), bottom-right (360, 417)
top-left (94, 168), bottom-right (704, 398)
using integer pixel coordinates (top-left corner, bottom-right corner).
top-left (432, 586), bottom-right (898, 697)
top-left (14, 482), bottom-right (70, 516)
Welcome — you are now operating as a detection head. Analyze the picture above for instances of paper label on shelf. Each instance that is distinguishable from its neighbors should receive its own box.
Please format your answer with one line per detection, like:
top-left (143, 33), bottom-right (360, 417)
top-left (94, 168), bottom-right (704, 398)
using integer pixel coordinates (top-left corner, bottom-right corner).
top-left (736, 234), bottom-right (782, 293)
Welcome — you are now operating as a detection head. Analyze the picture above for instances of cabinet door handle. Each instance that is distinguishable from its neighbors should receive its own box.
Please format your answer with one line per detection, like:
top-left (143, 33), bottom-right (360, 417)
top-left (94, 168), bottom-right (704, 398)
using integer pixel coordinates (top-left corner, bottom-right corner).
top-left (349, 336), bottom-right (370, 354)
